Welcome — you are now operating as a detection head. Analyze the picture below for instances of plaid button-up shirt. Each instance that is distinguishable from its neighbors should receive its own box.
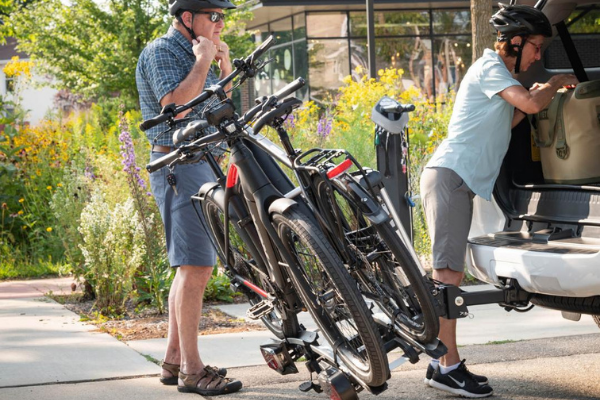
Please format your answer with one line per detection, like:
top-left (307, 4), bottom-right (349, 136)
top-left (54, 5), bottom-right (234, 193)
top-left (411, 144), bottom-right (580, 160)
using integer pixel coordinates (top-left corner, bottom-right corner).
top-left (136, 26), bottom-right (220, 148)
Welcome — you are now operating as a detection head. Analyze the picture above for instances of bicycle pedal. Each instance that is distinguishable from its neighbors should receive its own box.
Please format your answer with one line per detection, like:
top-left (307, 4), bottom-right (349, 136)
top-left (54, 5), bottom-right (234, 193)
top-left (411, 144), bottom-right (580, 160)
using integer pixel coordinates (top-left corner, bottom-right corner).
top-left (246, 299), bottom-right (275, 320)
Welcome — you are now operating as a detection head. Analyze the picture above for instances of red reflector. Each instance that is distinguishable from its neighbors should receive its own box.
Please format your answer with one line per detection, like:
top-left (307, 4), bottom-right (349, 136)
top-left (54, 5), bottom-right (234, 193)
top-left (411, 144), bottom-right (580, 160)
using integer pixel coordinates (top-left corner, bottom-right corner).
top-left (226, 164), bottom-right (238, 188)
top-left (327, 159), bottom-right (352, 179)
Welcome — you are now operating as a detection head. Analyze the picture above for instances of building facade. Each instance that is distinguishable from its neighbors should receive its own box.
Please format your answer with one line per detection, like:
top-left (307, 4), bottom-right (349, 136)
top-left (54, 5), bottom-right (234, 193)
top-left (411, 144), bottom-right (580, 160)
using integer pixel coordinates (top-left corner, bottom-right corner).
top-left (244, 0), bottom-right (476, 104)
top-left (0, 38), bottom-right (58, 125)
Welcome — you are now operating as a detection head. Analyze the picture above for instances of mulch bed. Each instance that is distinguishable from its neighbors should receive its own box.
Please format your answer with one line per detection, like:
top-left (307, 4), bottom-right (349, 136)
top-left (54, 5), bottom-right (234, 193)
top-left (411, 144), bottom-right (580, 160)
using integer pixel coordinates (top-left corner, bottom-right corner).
top-left (49, 293), bottom-right (265, 341)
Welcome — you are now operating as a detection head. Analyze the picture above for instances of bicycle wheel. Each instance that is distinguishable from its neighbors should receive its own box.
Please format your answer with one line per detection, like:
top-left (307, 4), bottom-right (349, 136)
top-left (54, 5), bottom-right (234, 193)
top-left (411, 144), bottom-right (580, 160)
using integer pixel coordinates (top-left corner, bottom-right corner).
top-left (272, 208), bottom-right (389, 387)
top-left (201, 187), bottom-right (298, 338)
top-left (314, 174), bottom-right (439, 344)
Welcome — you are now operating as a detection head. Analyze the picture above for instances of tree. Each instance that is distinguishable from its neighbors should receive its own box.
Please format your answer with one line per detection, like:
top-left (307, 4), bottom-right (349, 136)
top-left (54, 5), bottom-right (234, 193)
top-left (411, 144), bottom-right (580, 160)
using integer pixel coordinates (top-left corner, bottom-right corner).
top-left (8, 0), bottom-right (252, 107)
top-left (470, 0), bottom-right (495, 62)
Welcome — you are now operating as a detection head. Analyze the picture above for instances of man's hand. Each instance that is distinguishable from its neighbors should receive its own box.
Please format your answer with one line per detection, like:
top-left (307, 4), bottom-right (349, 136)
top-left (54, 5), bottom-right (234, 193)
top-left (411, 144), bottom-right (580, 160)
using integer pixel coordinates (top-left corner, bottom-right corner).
top-left (215, 41), bottom-right (232, 75)
top-left (192, 36), bottom-right (217, 63)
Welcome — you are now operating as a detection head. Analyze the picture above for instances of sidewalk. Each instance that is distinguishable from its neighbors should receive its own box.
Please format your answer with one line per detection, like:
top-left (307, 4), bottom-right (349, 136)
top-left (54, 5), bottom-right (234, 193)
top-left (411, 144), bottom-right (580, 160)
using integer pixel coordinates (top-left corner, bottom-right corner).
top-left (1, 277), bottom-right (599, 399)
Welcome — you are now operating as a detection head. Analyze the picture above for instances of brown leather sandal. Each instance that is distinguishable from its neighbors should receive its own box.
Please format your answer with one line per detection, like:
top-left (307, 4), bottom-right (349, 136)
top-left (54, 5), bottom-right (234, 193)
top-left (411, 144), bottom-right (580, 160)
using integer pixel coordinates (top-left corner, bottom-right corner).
top-left (178, 367), bottom-right (242, 396)
top-left (161, 361), bottom-right (227, 386)
top-left (160, 360), bottom-right (180, 386)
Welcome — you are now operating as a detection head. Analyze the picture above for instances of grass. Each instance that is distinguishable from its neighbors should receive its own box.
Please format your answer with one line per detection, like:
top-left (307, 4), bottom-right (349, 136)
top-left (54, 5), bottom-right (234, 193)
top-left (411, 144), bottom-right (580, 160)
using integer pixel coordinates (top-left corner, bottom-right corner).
top-left (143, 354), bottom-right (160, 365)
top-left (0, 260), bottom-right (66, 280)
top-left (485, 339), bottom-right (521, 345)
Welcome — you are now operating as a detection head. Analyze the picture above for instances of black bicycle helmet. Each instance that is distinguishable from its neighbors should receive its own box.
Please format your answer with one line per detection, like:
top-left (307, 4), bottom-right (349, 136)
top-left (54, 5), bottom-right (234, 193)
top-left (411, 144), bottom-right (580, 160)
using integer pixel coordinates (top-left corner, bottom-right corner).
top-left (490, 3), bottom-right (552, 41)
top-left (169, 0), bottom-right (236, 16)
top-left (490, 3), bottom-right (552, 73)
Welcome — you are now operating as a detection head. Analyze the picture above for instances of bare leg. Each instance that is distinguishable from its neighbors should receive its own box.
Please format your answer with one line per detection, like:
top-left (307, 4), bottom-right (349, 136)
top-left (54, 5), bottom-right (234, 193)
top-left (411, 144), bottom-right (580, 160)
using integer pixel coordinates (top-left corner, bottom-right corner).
top-left (176, 265), bottom-right (213, 375)
top-left (433, 267), bottom-right (464, 367)
top-left (162, 270), bottom-right (182, 380)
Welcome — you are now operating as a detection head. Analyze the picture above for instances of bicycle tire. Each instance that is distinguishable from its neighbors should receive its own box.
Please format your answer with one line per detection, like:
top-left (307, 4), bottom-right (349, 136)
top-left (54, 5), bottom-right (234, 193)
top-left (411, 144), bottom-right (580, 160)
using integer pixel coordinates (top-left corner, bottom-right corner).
top-left (272, 208), bottom-right (389, 387)
top-left (314, 175), bottom-right (439, 344)
top-left (201, 188), bottom-right (299, 338)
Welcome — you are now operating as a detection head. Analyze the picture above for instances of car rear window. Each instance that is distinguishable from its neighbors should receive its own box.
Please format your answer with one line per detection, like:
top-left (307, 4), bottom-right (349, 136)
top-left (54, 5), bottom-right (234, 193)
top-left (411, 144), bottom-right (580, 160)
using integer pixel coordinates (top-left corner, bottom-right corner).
top-left (544, 6), bottom-right (600, 69)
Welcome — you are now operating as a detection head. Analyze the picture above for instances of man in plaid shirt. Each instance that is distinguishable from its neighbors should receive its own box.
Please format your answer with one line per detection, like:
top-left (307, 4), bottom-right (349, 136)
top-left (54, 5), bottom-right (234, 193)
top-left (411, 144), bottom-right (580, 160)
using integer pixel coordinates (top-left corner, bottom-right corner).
top-left (136, 0), bottom-right (242, 395)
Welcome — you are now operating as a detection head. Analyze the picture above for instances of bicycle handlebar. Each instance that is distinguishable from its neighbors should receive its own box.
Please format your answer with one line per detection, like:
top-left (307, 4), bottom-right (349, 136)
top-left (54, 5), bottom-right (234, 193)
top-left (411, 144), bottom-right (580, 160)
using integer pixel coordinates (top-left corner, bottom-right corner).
top-left (271, 77), bottom-right (306, 102)
top-left (243, 77), bottom-right (306, 125)
top-left (381, 103), bottom-right (415, 113)
top-left (146, 131), bottom-right (227, 173)
top-left (140, 35), bottom-right (277, 132)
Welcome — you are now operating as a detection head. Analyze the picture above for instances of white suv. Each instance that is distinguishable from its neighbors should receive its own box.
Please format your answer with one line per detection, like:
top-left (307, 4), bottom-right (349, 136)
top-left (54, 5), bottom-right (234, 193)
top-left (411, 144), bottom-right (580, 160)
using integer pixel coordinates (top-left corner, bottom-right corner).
top-left (466, 0), bottom-right (600, 328)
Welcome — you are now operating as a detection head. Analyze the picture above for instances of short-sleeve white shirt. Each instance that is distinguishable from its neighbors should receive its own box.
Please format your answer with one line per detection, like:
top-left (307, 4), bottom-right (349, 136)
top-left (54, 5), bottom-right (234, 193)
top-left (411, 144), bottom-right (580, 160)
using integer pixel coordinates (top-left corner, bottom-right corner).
top-left (426, 49), bottom-right (522, 200)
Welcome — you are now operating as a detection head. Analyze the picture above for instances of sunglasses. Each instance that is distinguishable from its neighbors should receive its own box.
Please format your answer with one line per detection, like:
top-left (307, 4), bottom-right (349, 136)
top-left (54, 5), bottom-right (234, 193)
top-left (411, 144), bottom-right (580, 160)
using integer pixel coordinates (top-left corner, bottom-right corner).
top-left (195, 11), bottom-right (225, 23)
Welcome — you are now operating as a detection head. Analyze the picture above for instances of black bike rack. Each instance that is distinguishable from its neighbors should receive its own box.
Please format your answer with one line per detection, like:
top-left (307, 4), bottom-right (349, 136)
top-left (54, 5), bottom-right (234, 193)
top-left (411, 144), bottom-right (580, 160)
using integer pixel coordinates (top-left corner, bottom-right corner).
top-left (434, 279), bottom-right (532, 320)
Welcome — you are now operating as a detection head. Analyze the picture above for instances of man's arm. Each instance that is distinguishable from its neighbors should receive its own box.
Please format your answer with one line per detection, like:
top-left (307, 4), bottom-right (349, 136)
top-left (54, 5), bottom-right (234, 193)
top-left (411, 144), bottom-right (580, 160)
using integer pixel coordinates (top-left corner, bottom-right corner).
top-left (161, 36), bottom-right (217, 116)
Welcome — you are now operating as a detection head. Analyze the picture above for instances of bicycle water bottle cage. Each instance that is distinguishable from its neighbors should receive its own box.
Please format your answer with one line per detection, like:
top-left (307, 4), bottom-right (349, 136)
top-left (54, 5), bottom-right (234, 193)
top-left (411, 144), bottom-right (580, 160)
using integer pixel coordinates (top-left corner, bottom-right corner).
top-left (371, 96), bottom-right (410, 134)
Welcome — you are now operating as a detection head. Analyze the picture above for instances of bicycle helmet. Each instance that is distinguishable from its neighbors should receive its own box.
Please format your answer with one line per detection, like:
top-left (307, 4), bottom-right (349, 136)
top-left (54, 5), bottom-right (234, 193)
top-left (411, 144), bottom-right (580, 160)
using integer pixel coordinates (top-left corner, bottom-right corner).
top-left (169, 0), bottom-right (236, 15)
top-left (490, 3), bottom-right (552, 73)
top-left (170, 0), bottom-right (235, 42)
top-left (490, 3), bottom-right (552, 41)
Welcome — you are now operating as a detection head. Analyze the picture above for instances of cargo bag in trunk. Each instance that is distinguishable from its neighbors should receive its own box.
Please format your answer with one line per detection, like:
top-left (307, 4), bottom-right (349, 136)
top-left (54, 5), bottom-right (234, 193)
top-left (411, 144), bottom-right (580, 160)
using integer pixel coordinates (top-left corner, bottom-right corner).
top-left (531, 80), bottom-right (600, 184)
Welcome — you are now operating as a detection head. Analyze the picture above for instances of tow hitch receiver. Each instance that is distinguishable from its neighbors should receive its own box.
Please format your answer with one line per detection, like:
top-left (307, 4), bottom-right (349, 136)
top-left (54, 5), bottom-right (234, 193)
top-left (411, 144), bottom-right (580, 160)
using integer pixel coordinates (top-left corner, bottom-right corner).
top-left (317, 366), bottom-right (360, 400)
top-left (259, 342), bottom-right (298, 375)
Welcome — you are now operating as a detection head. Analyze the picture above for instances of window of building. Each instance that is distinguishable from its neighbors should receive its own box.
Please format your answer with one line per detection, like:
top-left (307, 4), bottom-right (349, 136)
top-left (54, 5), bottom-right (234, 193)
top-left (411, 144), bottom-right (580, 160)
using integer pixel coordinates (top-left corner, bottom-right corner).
top-left (432, 9), bottom-right (471, 34)
top-left (293, 13), bottom-right (306, 40)
top-left (253, 7), bottom-right (472, 104)
top-left (308, 39), bottom-right (350, 103)
top-left (271, 17), bottom-right (293, 44)
top-left (349, 11), bottom-right (431, 37)
top-left (306, 12), bottom-right (348, 38)
top-left (5, 76), bottom-right (15, 94)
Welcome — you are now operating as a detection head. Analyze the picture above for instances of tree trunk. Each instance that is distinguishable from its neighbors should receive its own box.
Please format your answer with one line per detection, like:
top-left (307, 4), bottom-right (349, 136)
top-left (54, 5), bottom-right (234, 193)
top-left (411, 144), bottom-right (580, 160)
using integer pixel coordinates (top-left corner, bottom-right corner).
top-left (471, 0), bottom-right (495, 63)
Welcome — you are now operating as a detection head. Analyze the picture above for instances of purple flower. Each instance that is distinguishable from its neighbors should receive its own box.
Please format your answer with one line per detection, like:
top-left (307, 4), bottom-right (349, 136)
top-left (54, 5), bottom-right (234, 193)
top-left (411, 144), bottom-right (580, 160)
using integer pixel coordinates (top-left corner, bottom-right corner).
top-left (317, 116), bottom-right (332, 140)
top-left (85, 164), bottom-right (96, 180)
top-left (283, 114), bottom-right (296, 130)
top-left (118, 126), bottom-right (148, 191)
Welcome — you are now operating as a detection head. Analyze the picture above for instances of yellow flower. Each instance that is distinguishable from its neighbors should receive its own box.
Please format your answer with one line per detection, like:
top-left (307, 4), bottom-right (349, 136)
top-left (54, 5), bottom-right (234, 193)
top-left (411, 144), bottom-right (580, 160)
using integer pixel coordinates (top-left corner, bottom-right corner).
top-left (22, 226), bottom-right (27, 230)
top-left (46, 227), bottom-right (52, 232)
top-left (19, 198), bottom-right (24, 203)
top-left (18, 210), bottom-right (23, 215)
top-left (2, 56), bottom-right (34, 78)
top-left (46, 186), bottom-right (52, 190)
top-left (57, 183), bottom-right (63, 187)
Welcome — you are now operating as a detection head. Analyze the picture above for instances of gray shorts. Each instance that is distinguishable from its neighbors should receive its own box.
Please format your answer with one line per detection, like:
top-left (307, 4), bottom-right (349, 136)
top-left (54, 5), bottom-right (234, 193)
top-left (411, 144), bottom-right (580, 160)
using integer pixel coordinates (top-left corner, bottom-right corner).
top-left (149, 151), bottom-right (216, 268)
top-left (420, 167), bottom-right (475, 272)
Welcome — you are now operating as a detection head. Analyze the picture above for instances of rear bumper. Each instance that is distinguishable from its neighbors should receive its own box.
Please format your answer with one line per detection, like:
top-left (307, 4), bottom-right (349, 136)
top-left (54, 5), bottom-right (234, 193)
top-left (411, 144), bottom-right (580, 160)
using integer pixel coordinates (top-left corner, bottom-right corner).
top-left (466, 238), bottom-right (600, 297)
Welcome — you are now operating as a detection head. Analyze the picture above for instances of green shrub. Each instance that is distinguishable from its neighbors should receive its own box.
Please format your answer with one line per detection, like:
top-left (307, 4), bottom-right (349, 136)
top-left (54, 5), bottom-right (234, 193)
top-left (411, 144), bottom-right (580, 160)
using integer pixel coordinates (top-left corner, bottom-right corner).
top-left (204, 267), bottom-right (239, 303)
top-left (78, 193), bottom-right (145, 315)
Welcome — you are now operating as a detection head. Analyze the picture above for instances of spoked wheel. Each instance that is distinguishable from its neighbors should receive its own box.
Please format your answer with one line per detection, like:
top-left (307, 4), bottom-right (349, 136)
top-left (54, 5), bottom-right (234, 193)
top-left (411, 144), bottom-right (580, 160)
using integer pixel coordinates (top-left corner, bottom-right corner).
top-left (273, 208), bottom-right (389, 387)
top-left (201, 188), bottom-right (298, 338)
top-left (314, 175), bottom-right (439, 344)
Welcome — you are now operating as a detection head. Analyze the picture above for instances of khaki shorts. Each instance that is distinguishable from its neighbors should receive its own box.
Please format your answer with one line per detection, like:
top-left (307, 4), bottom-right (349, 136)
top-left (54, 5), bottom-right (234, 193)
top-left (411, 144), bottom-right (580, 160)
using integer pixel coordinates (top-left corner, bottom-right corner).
top-left (420, 167), bottom-right (475, 272)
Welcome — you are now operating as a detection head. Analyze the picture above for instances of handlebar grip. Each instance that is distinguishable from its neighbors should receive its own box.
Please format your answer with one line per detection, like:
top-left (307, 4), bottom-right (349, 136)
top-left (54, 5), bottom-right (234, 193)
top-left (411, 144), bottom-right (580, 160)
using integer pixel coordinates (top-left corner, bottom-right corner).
top-left (271, 77), bottom-right (306, 101)
top-left (382, 103), bottom-right (415, 113)
top-left (248, 35), bottom-right (275, 62)
top-left (140, 113), bottom-right (170, 131)
top-left (173, 120), bottom-right (209, 145)
top-left (146, 150), bottom-right (181, 173)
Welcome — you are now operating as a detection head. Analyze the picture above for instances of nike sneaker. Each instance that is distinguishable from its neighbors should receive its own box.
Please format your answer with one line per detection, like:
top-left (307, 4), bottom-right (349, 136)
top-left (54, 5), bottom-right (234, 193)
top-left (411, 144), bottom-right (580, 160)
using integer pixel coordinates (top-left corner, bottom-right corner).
top-left (429, 360), bottom-right (493, 398)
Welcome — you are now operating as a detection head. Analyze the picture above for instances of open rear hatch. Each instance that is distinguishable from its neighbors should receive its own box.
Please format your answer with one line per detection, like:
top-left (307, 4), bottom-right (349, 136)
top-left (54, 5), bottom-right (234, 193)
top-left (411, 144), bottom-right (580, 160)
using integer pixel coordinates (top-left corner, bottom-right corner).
top-left (466, 4), bottom-right (600, 298)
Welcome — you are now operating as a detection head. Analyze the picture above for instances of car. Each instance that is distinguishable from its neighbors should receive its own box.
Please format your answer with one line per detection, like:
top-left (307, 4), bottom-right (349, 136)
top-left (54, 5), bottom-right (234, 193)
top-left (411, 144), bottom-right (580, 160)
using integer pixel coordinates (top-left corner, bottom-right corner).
top-left (466, 0), bottom-right (600, 329)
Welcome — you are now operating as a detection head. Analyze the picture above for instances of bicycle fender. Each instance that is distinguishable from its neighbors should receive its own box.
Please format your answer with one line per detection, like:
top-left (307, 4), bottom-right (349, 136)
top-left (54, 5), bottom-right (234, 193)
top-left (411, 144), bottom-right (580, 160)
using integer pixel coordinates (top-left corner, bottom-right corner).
top-left (268, 198), bottom-right (297, 215)
top-left (197, 182), bottom-right (221, 201)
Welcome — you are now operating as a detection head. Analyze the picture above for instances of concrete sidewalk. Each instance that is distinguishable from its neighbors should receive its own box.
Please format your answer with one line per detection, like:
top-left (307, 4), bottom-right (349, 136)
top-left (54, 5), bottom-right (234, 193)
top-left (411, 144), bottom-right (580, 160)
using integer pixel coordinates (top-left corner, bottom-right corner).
top-left (1, 277), bottom-right (599, 400)
top-left (0, 278), bottom-right (157, 388)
